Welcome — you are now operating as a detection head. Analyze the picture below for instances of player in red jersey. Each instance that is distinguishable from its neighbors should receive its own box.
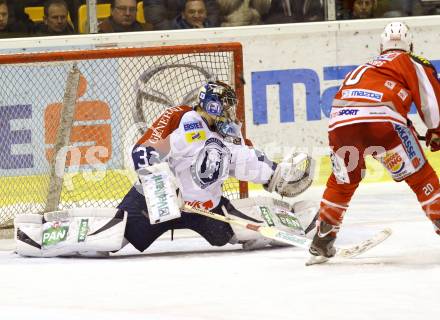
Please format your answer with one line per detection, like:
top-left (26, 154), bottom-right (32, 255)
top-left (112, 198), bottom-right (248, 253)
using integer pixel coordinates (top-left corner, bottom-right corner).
top-left (309, 22), bottom-right (440, 258)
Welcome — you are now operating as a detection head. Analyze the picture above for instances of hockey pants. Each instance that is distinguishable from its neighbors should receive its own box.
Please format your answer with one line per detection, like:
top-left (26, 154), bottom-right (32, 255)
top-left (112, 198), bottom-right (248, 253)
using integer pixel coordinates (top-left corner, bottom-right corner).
top-left (319, 122), bottom-right (440, 235)
top-left (117, 186), bottom-right (234, 252)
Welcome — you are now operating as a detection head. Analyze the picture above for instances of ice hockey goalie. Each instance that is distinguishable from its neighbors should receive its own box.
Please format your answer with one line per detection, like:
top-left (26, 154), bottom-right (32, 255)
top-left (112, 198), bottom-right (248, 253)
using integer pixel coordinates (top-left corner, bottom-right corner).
top-left (15, 81), bottom-right (317, 257)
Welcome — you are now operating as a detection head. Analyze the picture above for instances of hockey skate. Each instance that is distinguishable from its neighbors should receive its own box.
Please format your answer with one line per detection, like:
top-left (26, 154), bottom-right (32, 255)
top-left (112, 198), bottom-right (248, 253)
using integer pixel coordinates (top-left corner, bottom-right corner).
top-left (307, 220), bottom-right (338, 265)
top-left (433, 219), bottom-right (440, 235)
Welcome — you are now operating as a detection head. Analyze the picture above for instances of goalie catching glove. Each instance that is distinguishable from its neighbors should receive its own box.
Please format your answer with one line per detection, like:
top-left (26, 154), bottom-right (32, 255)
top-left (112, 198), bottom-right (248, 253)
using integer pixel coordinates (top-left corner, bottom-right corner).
top-left (266, 152), bottom-right (314, 197)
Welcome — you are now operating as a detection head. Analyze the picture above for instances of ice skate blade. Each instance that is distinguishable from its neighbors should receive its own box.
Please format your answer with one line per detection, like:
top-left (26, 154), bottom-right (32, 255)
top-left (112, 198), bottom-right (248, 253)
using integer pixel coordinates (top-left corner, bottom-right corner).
top-left (305, 255), bottom-right (329, 266)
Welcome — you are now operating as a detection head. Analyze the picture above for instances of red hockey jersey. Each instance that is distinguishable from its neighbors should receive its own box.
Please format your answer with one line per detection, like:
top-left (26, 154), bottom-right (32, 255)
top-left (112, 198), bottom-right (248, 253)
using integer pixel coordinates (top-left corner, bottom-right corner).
top-left (329, 51), bottom-right (440, 131)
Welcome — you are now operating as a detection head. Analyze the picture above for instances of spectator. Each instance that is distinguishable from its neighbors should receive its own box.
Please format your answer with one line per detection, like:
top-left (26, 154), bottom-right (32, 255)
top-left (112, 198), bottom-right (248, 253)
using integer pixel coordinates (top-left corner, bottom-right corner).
top-left (218, 0), bottom-right (263, 27)
top-left (251, 0), bottom-right (272, 17)
top-left (263, 0), bottom-right (324, 24)
top-left (23, 1), bottom-right (81, 29)
top-left (0, 0), bottom-right (9, 32)
top-left (376, 0), bottom-right (423, 17)
top-left (66, 0), bottom-right (81, 30)
top-left (352, 0), bottom-right (375, 18)
top-left (13, 1), bottom-right (79, 25)
top-left (173, 0), bottom-right (210, 28)
top-left (411, 0), bottom-right (440, 16)
top-left (98, 0), bottom-right (152, 33)
top-left (7, 1), bottom-right (37, 33)
top-left (35, 0), bottom-right (75, 35)
top-left (338, 0), bottom-right (388, 19)
top-left (143, 0), bottom-right (221, 30)
top-left (0, 0), bottom-right (32, 37)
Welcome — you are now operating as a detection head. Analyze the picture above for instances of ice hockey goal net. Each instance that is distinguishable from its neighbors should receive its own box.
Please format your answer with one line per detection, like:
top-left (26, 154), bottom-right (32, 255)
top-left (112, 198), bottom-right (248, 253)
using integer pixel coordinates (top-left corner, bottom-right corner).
top-left (0, 42), bottom-right (247, 237)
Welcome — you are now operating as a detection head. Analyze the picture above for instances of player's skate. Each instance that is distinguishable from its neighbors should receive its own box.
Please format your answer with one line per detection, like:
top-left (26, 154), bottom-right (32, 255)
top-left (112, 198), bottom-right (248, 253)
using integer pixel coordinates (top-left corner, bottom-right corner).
top-left (433, 219), bottom-right (440, 235)
top-left (307, 220), bottom-right (338, 265)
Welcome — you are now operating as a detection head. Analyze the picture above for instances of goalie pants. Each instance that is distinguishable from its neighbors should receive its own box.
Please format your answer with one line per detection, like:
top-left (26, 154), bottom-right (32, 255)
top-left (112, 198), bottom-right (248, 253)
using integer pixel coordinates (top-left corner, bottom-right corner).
top-left (117, 186), bottom-right (235, 252)
top-left (319, 122), bottom-right (440, 234)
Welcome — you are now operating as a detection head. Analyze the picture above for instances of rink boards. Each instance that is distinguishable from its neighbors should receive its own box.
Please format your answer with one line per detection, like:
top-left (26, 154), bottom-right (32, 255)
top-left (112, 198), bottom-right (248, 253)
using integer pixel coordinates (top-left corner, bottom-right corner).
top-left (2, 152), bottom-right (440, 208)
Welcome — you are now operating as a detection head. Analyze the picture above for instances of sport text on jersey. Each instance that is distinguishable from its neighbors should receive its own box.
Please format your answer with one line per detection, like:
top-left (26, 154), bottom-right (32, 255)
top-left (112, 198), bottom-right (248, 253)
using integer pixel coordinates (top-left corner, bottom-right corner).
top-left (330, 109), bottom-right (360, 118)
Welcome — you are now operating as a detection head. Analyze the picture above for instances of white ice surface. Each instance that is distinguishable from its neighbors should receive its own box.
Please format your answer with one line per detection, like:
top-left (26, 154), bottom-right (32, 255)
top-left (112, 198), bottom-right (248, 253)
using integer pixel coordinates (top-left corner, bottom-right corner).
top-left (1, 182), bottom-right (440, 320)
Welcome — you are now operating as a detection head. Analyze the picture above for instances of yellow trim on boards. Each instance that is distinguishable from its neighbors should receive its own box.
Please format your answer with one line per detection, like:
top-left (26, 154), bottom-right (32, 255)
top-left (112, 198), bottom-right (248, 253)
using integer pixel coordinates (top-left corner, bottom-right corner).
top-left (1, 152), bottom-right (439, 205)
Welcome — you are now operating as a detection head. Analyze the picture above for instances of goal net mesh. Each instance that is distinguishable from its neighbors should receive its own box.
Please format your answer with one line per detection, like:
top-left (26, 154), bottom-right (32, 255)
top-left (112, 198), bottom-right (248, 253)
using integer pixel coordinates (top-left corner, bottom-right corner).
top-left (0, 43), bottom-right (247, 229)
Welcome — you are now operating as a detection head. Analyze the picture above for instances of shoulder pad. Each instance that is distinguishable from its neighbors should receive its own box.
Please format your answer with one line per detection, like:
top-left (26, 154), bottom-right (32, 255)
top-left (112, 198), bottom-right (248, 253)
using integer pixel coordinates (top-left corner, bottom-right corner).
top-left (180, 109), bottom-right (202, 121)
top-left (410, 53), bottom-right (434, 67)
top-left (138, 105), bottom-right (193, 144)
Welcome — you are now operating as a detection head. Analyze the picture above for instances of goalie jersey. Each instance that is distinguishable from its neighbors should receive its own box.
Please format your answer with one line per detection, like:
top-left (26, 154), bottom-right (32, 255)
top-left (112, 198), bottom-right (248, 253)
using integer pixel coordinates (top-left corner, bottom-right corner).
top-left (130, 106), bottom-right (276, 210)
top-left (330, 51), bottom-right (440, 131)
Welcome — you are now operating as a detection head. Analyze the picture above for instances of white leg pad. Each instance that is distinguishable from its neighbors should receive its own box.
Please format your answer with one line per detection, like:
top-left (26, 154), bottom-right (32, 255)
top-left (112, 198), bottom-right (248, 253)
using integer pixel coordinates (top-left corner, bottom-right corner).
top-left (15, 208), bottom-right (127, 257)
top-left (14, 214), bottom-right (44, 257)
top-left (291, 200), bottom-right (319, 238)
top-left (227, 197), bottom-right (315, 249)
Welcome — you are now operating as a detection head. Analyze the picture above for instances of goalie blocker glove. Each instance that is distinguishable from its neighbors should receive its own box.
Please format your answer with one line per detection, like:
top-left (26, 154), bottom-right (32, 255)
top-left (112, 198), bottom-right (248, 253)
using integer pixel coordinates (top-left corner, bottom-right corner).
top-left (266, 152), bottom-right (314, 197)
top-left (137, 162), bottom-right (182, 224)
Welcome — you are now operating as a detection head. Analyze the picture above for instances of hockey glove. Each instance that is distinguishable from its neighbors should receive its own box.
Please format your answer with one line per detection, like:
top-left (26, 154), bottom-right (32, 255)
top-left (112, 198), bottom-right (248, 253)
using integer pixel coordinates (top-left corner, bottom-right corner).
top-left (266, 153), bottom-right (314, 197)
top-left (426, 128), bottom-right (440, 152)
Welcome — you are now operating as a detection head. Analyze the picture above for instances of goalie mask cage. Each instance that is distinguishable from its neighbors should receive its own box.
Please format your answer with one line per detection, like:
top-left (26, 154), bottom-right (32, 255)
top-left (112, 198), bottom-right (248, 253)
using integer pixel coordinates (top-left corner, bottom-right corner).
top-left (0, 42), bottom-right (248, 236)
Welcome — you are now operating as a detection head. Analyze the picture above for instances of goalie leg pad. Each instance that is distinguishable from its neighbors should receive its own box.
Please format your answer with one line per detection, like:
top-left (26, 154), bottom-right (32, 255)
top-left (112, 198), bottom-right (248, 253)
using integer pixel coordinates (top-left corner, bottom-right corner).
top-left (226, 197), bottom-right (316, 249)
top-left (291, 200), bottom-right (319, 238)
top-left (14, 214), bottom-right (44, 257)
top-left (15, 208), bottom-right (127, 257)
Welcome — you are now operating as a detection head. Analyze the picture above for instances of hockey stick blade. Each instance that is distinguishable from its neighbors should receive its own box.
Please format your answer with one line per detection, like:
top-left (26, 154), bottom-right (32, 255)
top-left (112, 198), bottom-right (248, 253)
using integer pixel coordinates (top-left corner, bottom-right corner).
top-left (305, 228), bottom-right (392, 266)
top-left (337, 228), bottom-right (392, 258)
top-left (184, 204), bottom-right (392, 263)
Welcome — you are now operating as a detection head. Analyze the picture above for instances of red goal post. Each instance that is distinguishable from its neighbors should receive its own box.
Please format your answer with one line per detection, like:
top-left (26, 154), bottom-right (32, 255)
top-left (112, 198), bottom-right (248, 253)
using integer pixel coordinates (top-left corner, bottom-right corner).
top-left (0, 42), bottom-right (248, 235)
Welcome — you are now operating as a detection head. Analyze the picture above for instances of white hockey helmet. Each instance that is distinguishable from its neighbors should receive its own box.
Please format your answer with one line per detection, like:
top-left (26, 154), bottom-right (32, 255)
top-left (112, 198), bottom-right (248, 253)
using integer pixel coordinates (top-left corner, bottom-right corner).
top-left (380, 22), bottom-right (413, 53)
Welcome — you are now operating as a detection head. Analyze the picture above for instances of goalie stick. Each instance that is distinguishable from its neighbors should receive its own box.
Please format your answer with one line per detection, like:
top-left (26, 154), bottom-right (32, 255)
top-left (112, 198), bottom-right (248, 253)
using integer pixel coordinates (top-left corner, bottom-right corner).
top-left (183, 204), bottom-right (392, 264)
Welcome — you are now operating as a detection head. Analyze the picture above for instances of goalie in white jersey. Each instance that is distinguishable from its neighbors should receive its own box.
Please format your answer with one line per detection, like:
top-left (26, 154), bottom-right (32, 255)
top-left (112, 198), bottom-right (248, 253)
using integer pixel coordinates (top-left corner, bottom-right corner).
top-left (15, 81), bottom-right (317, 257)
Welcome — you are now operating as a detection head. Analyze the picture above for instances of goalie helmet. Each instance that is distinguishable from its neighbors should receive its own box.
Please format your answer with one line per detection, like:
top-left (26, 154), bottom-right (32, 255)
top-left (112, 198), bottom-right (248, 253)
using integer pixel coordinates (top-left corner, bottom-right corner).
top-left (380, 22), bottom-right (413, 53)
top-left (198, 81), bottom-right (240, 137)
